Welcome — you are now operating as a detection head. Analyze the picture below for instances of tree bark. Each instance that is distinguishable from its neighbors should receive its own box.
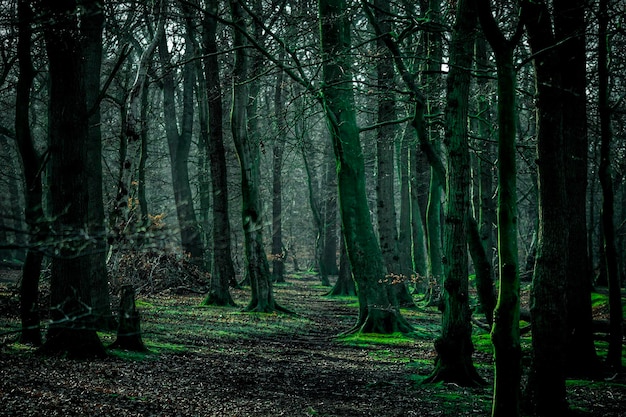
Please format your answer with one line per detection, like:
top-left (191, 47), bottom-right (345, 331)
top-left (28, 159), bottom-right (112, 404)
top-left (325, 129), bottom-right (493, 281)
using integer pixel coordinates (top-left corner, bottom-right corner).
top-left (319, 0), bottom-right (411, 333)
top-left (272, 67), bottom-right (286, 283)
top-left (425, 0), bottom-right (483, 386)
top-left (201, 0), bottom-right (238, 304)
top-left (40, 0), bottom-right (105, 358)
top-left (598, 0), bottom-right (622, 370)
top-left (81, 0), bottom-right (113, 329)
top-left (556, 0), bottom-right (600, 376)
top-left (230, 0), bottom-right (286, 313)
top-left (16, 0), bottom-right (44, 346)
top-left (520, 1), bottom-right (569, 413)
top-left (158, 7), bottom-right (204, 265)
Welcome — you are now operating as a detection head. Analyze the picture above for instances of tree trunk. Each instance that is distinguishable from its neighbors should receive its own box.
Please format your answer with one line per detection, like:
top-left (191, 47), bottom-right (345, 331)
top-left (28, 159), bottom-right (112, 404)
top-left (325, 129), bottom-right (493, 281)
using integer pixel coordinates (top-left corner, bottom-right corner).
top-left (556, 0), bottom-right (600, 376)
top-left (598, 0), bottom-right (622, 370)
top-left (521, 1), bottom-right (569, 413)
top-left (201, 0), bottom-right (238, 303)
top-left (81, 0), bottom-right (113, 330)
top-left (302, 140), bottom-right (330, 286)
top-left (16, 0), bottom-right (44, 346)
top-left (328, 232), bottom-right (356, 296)
top-left (158, 10), bottom-right (204, 265)
top-left (230, 0), bottom-right (285, 313)
top-left (425, 0), bottom-right (483, 386)
top-left (319, 0), bottom-right (411, 334)
top-left (110, 285), bottom-right (146, 351)
top-left (40, 0), bottom-right (105, 358)
top-left (272, 67), bottom-right (286, 283)
top-left (322, 155), bottom-right (339, 276)
top-left (373, 0), bottom-right (413, 308)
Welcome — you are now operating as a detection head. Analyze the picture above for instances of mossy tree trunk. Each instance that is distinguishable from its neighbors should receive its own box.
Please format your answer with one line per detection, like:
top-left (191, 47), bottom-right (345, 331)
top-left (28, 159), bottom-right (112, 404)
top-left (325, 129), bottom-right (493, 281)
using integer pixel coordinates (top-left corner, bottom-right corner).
top-left (231, 0), bottom-right (286, 313)
top-left (424, 0), bottom-right (483, 386)
top-left (319, 0), bottom-right (411, 334)
top-left (472, 33), bottom-right (496, 325)
top-left (520, 0), bottom-right (569, 413)
top-left (40, 0), bottom-right (105, 359)
top-left (328, 233), bottom-right (356, 296)
top-left (201, 0), bottom-right (237, 304)
top-left (16, 0), bottom-right (44, 346)
top-left (477, 2), bottom-right (525, 413)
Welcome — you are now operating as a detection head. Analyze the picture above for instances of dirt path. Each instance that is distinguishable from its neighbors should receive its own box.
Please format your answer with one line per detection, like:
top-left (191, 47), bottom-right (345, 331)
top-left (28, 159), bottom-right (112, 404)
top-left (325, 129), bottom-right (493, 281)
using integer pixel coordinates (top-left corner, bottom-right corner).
top-left (1, 273), bottom-right (625, 416)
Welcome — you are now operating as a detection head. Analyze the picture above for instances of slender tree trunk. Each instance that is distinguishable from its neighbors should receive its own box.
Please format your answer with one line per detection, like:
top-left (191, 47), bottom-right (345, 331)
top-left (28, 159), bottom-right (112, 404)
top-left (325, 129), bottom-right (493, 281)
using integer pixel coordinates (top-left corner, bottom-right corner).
top-left (201, 0), bottom-right (238, 303)
top-left (474, 34), bottom-right (497, 318)
top-left (410, 143), bottom-right (429, 290)
top-left (328, 231), bottom-right (356, 296)
top-left (40, 0), bottom-right (105, 358)
top-left (230, 0), bottom-right (285, 313)
top-left (272, 68), bottom-right (286, 283)
top-left (319, 0), bottom-right (411, 333)
top-left (158, 10), bottom-right (204, 265)
top-left (477, 4), bottom-right (525, 414)
top-left (598, 0), bottom-right (622, 370)
top-left (322, 155), bottom-right (339, 276)
top-left (302, 141), bottom-right (330, 286)
top-left (521, 1), bottom-right (569, 413)
top-left (425, 0), bottom-right (483, 386)
top-left (16, 0), bottom-right (44, 346)
top-left (373, 0), bottom-right (413, 307)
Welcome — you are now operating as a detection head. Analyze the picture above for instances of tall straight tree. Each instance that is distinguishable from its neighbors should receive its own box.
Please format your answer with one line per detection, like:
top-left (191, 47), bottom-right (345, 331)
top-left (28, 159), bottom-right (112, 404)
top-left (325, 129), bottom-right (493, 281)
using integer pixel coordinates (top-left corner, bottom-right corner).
top-left (423, 0), bottom-right (483, 386)
top-left (556, 0), bottom-right (599, 375)
top-left (476, 1), bottom-right (524, 414)
top-left (319, 0), bottom-right (412, 333)
top-left (81, 0), bottom-right (113, 329)
top-left (230, 0), bottom-right (286, 313)
top-left (158, 5), bottom-right (205, 265)
top-left (16, 0), bottom-right (45, 345)
top-left (39, 0), bottom-right (105, 358)
top-left (598, 0), bottom-right (622, 370)
top-left (372, 0), bottom-right (414, 307)
top-left (201, 0), bottom-right (237, 306)
top-left (520, 0), bottom-right (569, 413)
top-left (271, 66), bottom-right (286, 283)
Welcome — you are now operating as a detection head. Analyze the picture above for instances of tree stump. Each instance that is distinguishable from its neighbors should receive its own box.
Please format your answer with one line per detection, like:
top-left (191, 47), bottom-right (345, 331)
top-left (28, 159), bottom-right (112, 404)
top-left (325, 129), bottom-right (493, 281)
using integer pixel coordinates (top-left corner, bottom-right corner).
top-left (110, 285), bottom-right (146, 351)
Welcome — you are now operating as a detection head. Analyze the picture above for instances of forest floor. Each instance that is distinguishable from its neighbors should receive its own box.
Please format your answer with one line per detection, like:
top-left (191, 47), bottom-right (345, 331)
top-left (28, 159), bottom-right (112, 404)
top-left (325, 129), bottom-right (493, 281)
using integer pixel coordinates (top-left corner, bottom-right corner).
top-left (1, 265), bottom-right (626, 416)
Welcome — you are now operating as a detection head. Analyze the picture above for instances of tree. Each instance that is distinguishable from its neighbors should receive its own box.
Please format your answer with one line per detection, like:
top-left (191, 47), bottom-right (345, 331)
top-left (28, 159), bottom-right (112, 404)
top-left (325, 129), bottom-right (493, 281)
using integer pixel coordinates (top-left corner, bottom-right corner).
top-left (520, 0), bottom-right (569, 413)
top-left (81, 0), bottom-right (114, 329)
top-left (230, 0), bottom-right (286, 313)
top-left (423, 0), bottom-right (484, 386)
top-left (201, 0), bottom-right (237, 306)
top-left (271, 66), bottom-right (286, 283)
top-left (372, 0), bottom-right (414, 308)
top-left (476, 0), bottom-right (524, 414)
top-left (158, 3), bottom-right (205, 265)
top-left (558, 0), bottom-right (600, 376)
top-left (598, 0), bottom-right (622, 370)
top-left (15, 0), bottom-right (45, 346)
top-left (319, 0), bottom-right (412, 333)
top-left (39, 0), bottom-right (106, 358)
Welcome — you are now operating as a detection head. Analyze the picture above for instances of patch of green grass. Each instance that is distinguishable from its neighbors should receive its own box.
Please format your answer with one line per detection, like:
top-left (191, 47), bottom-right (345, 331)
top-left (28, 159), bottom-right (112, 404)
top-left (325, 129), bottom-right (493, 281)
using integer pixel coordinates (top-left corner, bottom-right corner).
top-left (593, 340), bottom-right (626, 368)
top-left (337, 332), bottom-right (416, 347)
